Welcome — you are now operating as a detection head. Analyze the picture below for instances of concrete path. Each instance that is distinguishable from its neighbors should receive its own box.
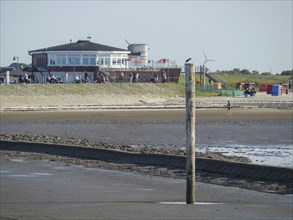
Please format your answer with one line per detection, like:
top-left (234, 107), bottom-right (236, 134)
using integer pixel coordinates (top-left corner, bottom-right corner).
top-left (1, 157), bottom-right (292, 220)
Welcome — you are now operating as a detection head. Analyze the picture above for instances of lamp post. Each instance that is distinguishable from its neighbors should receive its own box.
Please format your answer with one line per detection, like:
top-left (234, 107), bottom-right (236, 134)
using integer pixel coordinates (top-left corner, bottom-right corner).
top-left (13, 56), bottom-right (19, 70)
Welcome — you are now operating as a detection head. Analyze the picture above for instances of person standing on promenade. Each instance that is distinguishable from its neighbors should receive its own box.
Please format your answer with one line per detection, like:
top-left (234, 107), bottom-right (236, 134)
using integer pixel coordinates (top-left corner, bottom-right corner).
top-left (84, 72), bottom-right (88, 83)
top-left (227, 101), bottom-right (232, 116)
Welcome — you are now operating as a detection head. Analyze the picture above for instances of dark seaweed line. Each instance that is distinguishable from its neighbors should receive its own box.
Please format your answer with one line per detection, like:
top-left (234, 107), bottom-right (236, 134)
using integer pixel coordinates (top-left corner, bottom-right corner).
top-left (1, 140), bottom-right (292, 185)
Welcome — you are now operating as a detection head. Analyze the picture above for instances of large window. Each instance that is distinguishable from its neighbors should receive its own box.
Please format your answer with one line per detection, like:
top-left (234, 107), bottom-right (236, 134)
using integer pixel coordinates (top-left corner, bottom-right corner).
top-left (83, 55), bottom-right (96, 66)
top-left (97, 58), bottom-right (104, 65)
top-left (111, 55), bottom-right (126, 67)
top-left (105, 58), bottom-right (110, 66)
top-left (68, 55), bottom-right (80, 65)
top-left (83, 55), bottom-right (89, 65)
top-left (48, 54), bottom-right (99, 66)
top-left (89, 55), bottom-right (96, 65)
top-left (56, 55), bottom-right (67, 66)
top-left (49, 55), bottom-right (56, 65)
top-left (112, 57), bottom-right (118, 66)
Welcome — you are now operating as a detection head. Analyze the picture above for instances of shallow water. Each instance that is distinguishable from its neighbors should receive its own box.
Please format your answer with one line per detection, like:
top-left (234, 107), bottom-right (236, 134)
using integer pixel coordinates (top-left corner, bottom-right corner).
top-left (197, 144), bottom-right (293, 168)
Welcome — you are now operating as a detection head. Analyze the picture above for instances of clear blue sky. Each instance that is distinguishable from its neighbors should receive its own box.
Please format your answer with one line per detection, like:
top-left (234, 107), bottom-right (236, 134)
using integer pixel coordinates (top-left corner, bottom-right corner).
top-left (1, 0), bottom-right (292, 74)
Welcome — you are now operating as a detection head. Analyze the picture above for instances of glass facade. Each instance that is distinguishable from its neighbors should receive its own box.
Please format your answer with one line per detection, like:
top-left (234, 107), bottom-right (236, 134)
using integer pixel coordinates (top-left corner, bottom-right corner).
top-left (56, 55), bottom-right (67, 66)
top-left (97, 58), bottom-right (104, 65)
top-left (89, 55), bottom-right (96, 65)
top-left (68, 55), bottom-right (80, 65)
top-left (83, 55), bottom-right (96, 66)
top-left (83, 55), bottom-right (90, 65)
top-left (49, 55), bottom-right (56, 65)
top-left (47, 53), bottom-right (128, 69)
top-left (105, 58), bottom-right (110, 66)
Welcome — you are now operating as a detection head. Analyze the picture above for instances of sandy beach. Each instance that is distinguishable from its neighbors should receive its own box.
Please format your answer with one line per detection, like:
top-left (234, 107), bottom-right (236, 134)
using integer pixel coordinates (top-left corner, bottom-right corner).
top-left (1, 91), bottom-right (292, 110)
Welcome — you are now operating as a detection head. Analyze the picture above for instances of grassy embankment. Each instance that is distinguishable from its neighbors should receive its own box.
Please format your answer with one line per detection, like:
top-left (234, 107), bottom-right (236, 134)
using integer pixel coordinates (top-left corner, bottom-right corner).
top-left (1, 74), bottom-right (291, 97)
top-left (214, 73), bottom-right (292, 89)
top-left (0, 82), bottom-right (182, 97)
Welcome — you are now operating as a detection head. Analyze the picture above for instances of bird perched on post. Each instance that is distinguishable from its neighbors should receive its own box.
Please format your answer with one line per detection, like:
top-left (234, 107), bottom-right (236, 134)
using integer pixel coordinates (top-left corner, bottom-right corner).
top-left (185, 58), bottom-right (192, 63)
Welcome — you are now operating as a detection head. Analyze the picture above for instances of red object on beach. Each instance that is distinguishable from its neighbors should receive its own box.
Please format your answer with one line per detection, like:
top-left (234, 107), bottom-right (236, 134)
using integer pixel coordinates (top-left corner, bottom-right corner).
top-left (259, 83), bottom-right (267, 92)
top-left (267, 84), bottom-right (273, 94)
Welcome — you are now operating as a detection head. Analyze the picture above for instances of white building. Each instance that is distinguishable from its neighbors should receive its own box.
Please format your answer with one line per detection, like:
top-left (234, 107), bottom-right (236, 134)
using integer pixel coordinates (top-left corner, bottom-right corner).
top-left (29, 39), bottom-right (130, 83)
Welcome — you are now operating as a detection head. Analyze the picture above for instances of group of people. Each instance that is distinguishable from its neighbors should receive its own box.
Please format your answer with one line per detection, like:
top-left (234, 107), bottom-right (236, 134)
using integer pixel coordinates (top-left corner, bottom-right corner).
top-left (19, 72), bottom-right (31, 83)
top-left (40, 70), bottom-right (168, 84)
top-left (117, 72), bottom-right (139, 83)
top-left (118, 70), bottom-right (167, 83)
top-left (98, 71), bottom-right (110, 83)
top-left (150, 70), bottom-right (167, 83)
top-left (74, 71), bottom-right (109, 83)
top-left (128, 72), bottom-right (139, 83)
top-left (244, 88), bottom-right (256, 97)
top-left (75, 72), bottom-right (89, 83)
top-left (47, 74), bottom-right (58, 84)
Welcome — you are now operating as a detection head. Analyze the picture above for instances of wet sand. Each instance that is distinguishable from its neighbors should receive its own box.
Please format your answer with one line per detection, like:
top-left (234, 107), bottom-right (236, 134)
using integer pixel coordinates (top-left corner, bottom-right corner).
top-left (2, 157), bottom-right (292, 220)
top-left (1, 108), bottom-right (293, 194)
top-left (1, 108), bottom-right (292, 146)
top-left (1, 108), bottom-right (292, 168)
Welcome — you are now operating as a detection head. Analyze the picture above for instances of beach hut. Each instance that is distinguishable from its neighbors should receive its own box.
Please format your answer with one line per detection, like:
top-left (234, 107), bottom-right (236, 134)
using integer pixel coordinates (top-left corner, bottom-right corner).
top-left (267, 84), bottom-right (273, 94)
top-left (271, 85), bottom-right (282, 96)
top-left (259, 83), bottom-right (267, 92)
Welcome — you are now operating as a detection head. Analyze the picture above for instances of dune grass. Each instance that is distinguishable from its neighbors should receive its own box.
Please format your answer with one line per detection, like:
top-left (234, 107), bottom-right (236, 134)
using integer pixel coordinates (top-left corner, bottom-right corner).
top-left (0, 83), bottom-right (181, 96)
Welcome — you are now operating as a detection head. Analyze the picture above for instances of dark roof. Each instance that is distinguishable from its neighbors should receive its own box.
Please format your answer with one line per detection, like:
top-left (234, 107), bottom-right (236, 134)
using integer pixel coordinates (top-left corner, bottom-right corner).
top-left (29, 40), bottom-right (128, 53)
top-left (32, 67), bottom-right (49, 72)
top-left (0, 70), bottom-right (32, 77)
top-left (0, 67), bottom-right (16, 74)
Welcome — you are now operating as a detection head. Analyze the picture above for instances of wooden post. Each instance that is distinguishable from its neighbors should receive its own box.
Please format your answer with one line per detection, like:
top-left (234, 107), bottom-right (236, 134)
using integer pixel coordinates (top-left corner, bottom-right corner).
top-left (185, 63), bottom-right (196, 204)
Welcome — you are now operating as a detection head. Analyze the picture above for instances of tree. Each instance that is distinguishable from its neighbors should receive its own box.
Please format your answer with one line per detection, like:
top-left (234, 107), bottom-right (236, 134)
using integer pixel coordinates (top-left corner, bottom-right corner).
top-left (229, 68), bottom-right (240, 75)
top-left (281, 70), bottom-right (293, 75)
top-left (261, 72), bottom-right (272, 75)
top-left (240, 69), bottom-right (251, 75)
top-left (252, 70), bottom-right (259, 75)
top-left (9, 62), bottom-right (29, 70)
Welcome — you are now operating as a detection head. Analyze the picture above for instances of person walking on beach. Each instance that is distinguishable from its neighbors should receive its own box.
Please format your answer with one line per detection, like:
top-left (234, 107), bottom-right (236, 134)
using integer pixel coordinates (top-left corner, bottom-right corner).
top-left (227, 101), bottom-right (232, 116)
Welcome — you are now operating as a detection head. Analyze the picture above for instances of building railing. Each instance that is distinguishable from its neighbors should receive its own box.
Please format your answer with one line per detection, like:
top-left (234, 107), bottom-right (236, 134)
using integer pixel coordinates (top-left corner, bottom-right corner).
top-left (126, 59), bottom-right (178, 71)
